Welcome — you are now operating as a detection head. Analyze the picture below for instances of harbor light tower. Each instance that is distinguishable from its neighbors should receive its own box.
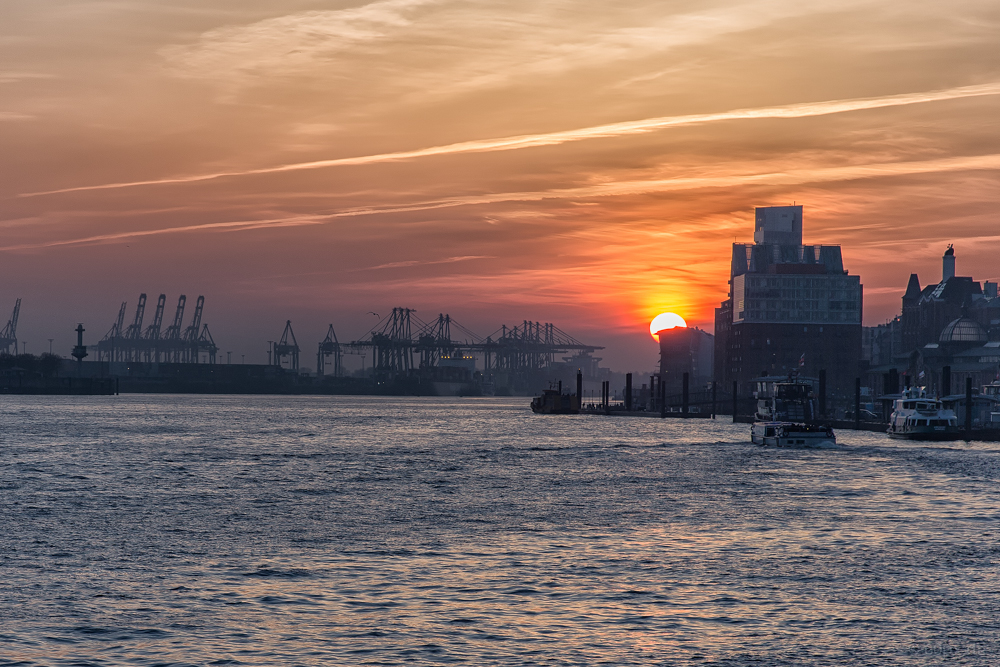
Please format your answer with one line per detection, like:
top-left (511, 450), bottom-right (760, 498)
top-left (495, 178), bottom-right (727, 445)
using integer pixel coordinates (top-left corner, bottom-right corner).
top-left (72, 323), bottom-right (88, 363)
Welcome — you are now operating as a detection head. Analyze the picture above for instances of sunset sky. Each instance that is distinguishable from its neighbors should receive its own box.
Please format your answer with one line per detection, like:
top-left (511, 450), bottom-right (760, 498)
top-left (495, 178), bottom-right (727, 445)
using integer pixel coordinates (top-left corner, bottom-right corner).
top-left (2, 0), bottom-right (999, 369)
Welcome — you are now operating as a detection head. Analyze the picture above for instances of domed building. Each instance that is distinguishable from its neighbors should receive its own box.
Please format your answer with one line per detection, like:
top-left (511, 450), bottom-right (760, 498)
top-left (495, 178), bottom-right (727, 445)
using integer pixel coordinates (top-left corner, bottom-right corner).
top-left (865, 246), bottom-right (1000, 403)
top-left (907, 312), bottom-right (1000, 403)
top-left (939, 317), bottom-right (988, 345)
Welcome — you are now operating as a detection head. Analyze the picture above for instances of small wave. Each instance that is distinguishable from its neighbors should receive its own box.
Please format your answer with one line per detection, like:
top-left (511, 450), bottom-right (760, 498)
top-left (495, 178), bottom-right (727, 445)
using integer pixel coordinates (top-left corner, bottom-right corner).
top-left (244, 567), bottom-right (313, 579)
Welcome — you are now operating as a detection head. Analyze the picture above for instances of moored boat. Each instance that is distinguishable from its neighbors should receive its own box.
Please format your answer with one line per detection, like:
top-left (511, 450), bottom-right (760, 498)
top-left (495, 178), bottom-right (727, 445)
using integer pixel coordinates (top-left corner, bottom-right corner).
top-left (750, 376), bottom-right (837, 447)
top-left (530, 382), bottom-right (579, 414)
top-left (887, 386), bottom-right (960, 440)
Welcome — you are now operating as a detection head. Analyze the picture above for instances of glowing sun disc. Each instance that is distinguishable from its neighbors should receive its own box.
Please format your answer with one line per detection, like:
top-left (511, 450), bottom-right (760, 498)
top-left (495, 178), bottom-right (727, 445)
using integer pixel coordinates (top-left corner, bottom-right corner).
top-left (650, 312), bottom-right (687, 339)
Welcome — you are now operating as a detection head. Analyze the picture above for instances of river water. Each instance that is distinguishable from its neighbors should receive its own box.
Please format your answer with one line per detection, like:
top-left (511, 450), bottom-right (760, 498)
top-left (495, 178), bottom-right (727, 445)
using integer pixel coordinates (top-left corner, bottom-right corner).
top-left (1, 395), bottom-right (999, 665)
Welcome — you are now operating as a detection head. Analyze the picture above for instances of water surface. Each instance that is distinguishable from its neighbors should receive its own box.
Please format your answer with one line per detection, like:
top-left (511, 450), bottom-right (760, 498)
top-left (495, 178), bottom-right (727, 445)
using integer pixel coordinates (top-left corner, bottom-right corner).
top-left (2, 395), bottom-right (999, 665)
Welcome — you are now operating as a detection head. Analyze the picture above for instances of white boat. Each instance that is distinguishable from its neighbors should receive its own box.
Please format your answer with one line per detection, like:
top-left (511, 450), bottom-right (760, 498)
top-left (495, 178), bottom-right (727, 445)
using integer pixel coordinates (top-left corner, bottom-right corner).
top-left (887, 386), bottom-right (960, 440)
top-left (982, 382), bottom-right (1000, 426)
top-left (750, 377), bottom-right (836, 447)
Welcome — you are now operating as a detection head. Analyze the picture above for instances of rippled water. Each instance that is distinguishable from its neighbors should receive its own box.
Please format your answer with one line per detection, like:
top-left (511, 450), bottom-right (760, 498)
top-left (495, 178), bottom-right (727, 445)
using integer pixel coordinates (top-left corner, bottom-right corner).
top-left (2, 395), bottom-right (1000, 665)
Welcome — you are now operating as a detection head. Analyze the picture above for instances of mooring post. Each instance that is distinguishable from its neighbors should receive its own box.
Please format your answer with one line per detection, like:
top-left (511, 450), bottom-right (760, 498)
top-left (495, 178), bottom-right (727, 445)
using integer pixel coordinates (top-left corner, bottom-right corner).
top-left (660, 377), bottom-right (666, 419)
top-left (819, 369), bottom-right (827, 419)
top-left (732, 380), bottom-right (738, 423)
top-left (682, 372), bottom-right (689, 418)
top-left (576, 371), bottom-right (583, 411)
top-left (854, 378), bottom-right (861, 430)
top-left (625, 372), bottom-right (633, 411)
top-left (711, 381), bottom-right (717, 419)
top-left (965, 377), bottom-right (973, 441)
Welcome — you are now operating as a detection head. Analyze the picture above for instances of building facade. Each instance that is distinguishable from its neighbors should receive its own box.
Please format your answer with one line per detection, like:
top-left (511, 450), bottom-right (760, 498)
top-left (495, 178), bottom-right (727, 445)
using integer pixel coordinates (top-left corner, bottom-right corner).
top-left (864, 247), bottom-right (1000, 399)
top-left (714, 205), bottom-right (863, 401)
top-left (658, 326), bottom-right (713, 393)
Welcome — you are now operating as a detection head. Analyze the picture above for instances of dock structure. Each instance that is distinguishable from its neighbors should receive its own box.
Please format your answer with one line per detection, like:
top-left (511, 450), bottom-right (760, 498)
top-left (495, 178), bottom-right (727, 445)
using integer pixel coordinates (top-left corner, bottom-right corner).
top-left (0, 299), bottom-right (21, 354)
top-left (96, 293), bottom-right (218, 364)
top-left (85, 297), bottom-right (600, 395)
top-left (346, 307), bottom-right (602, 390)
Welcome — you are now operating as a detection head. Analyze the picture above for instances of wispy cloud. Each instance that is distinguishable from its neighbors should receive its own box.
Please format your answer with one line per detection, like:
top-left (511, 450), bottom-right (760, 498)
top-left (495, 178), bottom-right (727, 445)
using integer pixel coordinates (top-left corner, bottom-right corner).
top-left (161, 0), bottom-right (878, 103)
top-left (22, 82), bottom-right (1000, 197)
top-left (8, 152), bottom-right (999, 252)
top-left (161, 0), bottom-right (443, 87)
top-left (0, 71), bottom-right (55, 84)
top-left (364, 255), bottom-right (494, 270)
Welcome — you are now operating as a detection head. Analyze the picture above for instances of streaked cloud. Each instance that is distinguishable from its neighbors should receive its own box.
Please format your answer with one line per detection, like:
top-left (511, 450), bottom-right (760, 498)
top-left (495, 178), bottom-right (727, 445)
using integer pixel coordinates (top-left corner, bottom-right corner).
top-left (8, 152), bottom-right (998, 252)
top-left (162, 0), bottom-right (442, 89)
top-left (22, 82), bottom-right (1000, 197)
top-left (364, 255), bottom-right (494, 270)
top-left (162, 0), bottom-right (861, 99)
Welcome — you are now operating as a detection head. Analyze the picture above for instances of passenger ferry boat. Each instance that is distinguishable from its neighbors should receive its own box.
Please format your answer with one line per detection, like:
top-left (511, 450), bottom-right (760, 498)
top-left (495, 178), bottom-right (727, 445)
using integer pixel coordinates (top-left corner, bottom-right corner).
top-left (750, 377), bottom-right (836, 447)
top-left (887, 386), bottom-right (960, 440)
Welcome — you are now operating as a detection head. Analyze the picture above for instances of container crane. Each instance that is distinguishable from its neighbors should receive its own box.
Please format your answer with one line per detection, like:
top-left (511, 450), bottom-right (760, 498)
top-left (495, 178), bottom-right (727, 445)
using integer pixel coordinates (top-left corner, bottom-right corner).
top-left (0, 298), bottom-right (21, 354)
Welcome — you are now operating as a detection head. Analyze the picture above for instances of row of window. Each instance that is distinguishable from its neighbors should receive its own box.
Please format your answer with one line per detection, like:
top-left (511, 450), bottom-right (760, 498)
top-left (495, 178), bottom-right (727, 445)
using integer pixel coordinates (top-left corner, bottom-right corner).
top-left (739, 310), bottom-right (861, 323)
top-left (746, 300), bottom-right (859, 311)
top-left (745, 276), bottom-right (853, 289)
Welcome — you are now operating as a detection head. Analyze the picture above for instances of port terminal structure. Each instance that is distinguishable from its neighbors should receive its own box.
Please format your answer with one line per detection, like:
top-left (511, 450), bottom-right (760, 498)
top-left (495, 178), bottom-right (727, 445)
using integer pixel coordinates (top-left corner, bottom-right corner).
top-left (267, 307), bottom-right (603, 393)
top-left (79, 297), bottom-right (601, 395)
top-left (341, 307), bottom-right (603, 390)
top-left (0, 299), bottom-right (21, 354)
top-left (96, 293), bottom-right (218, 364)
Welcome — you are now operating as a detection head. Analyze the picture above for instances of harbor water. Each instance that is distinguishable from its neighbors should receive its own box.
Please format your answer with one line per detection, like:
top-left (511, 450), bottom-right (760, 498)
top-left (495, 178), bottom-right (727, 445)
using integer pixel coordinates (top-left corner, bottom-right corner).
top-left (2, 395), bottom-right (999, 665)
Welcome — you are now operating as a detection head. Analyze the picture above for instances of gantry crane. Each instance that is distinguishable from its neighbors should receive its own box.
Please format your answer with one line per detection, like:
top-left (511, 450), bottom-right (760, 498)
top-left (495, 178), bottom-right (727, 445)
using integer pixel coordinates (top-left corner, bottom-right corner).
top-left (0, 298), bottom-right (21, 354)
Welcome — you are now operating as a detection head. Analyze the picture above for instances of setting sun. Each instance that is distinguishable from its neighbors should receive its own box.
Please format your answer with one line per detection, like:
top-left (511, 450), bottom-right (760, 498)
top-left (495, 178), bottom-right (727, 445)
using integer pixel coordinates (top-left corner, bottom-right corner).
top-left (649, 312), bottom-right (687, 340)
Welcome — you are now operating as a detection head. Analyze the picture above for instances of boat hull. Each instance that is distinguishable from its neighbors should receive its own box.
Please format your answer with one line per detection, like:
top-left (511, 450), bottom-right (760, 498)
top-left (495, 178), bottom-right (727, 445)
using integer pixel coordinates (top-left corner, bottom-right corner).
top-left (751, 421), bottom-right (837, 448)
top-left (886, 427), bottom-right (963, 441)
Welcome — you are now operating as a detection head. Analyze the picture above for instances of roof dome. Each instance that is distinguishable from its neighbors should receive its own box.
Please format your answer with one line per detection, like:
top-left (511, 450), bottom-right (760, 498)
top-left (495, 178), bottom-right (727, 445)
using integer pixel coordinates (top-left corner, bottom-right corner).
top-left (939, 316), bottom-right (987, 343)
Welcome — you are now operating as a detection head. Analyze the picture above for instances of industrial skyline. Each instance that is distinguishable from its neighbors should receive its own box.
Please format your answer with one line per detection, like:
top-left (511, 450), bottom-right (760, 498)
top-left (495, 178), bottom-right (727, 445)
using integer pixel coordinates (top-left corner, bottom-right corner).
top-left (3, 1), bottom-right (1000, 369)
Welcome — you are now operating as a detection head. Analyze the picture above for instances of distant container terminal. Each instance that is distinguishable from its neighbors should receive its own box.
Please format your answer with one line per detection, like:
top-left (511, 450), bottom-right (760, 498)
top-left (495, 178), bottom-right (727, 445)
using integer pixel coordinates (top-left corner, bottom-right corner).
top-left (0, 299), bottom-right (612, 397)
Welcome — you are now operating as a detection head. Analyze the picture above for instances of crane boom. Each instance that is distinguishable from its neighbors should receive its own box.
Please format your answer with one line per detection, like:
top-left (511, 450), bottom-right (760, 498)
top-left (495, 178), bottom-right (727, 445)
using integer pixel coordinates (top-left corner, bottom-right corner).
top-left (184, 296), bottom-right (204, 341)
top-left (144, 294), bottom-right (166, 339)
top-left (125, 294), bottom-right (147, 339)
top-left (114, 302), bottom-right (126, 337)
top-left (164, 295), bottom-right (186, 340)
